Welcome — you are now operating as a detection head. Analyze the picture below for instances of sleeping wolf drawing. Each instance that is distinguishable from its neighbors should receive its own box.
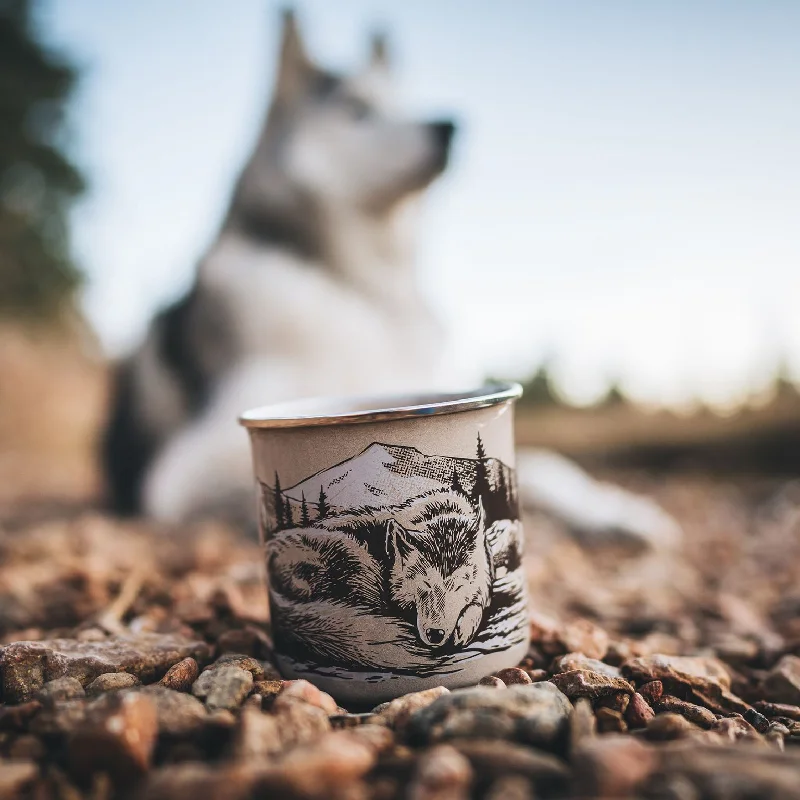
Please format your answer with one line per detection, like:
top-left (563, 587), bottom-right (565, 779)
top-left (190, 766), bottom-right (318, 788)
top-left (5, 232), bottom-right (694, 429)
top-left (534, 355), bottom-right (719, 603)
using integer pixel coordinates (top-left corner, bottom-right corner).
top-left (262, 442), bottom-right (526, 676)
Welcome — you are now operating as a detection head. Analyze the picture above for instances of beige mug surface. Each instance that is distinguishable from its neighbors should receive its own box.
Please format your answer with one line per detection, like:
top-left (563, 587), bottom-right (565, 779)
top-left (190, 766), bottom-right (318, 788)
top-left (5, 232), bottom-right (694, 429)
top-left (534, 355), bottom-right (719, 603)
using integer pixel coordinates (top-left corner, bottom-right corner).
top-left (241, 383), bottom-right (529, 705)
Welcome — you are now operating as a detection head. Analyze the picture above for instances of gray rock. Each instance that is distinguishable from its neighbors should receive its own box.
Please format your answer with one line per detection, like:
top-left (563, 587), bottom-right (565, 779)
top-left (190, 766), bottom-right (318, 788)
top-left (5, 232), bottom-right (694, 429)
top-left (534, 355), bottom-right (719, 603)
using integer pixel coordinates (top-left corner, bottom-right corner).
top-left (204, 665), bottom-right (254, 712)
top-left (36, 676), bottom-right (85, 701)
top-left (140, 685), bottom-right (208, 736)
top-left (86, 672), bottom-right (140, 696)
top-left (407, 683), bottom-right (572, 752)
top-left (763, 655), bottom-right (800, 706)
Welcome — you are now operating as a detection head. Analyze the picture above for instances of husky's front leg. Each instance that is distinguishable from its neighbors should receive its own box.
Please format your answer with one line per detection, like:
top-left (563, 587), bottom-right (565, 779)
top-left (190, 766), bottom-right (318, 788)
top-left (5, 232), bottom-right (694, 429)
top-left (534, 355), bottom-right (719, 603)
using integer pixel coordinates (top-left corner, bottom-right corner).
top-left (453, 603), bottom-right (483, 647)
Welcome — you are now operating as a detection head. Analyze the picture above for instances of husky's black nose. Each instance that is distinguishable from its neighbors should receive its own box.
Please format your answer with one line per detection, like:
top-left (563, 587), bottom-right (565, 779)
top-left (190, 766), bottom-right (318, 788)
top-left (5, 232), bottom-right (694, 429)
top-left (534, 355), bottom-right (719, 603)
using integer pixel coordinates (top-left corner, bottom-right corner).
top-left (429, 120), bottom-right (456, 149)
top-left (426, 628), bottom-right (445, 644)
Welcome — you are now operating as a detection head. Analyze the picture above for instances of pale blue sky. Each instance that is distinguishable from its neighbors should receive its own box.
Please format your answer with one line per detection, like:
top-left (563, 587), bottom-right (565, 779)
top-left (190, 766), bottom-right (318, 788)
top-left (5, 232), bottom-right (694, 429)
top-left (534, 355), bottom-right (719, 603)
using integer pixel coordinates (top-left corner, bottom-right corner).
top-left (41, 0), bottom-right (800, 405)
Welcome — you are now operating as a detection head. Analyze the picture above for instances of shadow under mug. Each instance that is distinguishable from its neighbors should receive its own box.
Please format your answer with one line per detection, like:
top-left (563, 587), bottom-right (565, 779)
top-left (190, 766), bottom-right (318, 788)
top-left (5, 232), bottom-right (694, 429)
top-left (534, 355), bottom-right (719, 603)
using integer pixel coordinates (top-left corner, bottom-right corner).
top-left (239, 382), bottom-right (529, 706)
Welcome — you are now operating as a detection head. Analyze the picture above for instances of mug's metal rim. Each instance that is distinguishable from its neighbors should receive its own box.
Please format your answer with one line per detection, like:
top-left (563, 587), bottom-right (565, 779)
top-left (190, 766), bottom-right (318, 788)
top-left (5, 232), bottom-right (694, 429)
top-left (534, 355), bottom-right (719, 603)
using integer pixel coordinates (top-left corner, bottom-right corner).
top-left (239, 381), bottom-right (523, 430)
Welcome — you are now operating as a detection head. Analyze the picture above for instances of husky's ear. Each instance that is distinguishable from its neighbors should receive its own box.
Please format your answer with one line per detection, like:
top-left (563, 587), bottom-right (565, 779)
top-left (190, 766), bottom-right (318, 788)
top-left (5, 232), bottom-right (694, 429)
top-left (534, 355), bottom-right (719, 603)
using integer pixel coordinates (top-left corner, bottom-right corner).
top-left (368, 30), bottom-right (391, 71)
top-left (276, 8), bottom-right (312, 101)
top-left (386, 518), bottom-right (413, 565)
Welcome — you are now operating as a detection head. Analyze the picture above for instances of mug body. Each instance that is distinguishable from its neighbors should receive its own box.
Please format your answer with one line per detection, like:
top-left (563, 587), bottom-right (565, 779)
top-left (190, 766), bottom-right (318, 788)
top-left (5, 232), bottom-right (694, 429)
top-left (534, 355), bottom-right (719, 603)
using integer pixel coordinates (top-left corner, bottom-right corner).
top-left (240, 383), bottom-right (528, 706)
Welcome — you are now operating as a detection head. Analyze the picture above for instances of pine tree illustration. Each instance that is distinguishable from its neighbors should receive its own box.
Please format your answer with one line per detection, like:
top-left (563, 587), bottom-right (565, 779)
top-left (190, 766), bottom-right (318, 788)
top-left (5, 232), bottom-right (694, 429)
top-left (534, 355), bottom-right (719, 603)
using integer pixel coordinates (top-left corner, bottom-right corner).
top-left (273, 472), bottom-right (285, 529)
top-left (451, 466), bottom-right (466, 496)
top-left (284, 500), bottom-right (295, 528)
top-left (471, 433), bottom-right (491, 510)
top-left (496, 466), bottom-right (509, 518)
top-left (300, 492), bottom-right (310, 526)
top-left (317, 486), bottom-right (330, 519)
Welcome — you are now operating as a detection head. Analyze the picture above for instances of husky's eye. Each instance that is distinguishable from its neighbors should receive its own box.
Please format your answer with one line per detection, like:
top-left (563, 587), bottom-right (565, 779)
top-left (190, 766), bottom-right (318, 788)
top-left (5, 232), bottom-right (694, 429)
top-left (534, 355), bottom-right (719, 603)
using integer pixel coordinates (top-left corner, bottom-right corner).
top-left (341, 95), bottom-right (373, 122)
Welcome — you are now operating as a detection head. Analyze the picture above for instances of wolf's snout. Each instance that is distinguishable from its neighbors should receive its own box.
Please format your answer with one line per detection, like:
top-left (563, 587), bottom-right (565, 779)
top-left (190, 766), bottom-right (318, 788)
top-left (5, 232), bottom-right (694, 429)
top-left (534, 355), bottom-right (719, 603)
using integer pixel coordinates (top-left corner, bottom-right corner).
top-left (425, 627), bottom-right (445, 644)
top-left (428, 120), bottom-right (456, 150)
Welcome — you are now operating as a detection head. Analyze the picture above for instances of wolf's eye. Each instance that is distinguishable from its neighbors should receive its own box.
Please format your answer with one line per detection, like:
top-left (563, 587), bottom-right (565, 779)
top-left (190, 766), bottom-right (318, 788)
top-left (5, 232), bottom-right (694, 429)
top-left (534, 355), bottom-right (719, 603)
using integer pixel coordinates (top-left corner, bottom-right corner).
top-left (341, 95), bottom-right (373, 121)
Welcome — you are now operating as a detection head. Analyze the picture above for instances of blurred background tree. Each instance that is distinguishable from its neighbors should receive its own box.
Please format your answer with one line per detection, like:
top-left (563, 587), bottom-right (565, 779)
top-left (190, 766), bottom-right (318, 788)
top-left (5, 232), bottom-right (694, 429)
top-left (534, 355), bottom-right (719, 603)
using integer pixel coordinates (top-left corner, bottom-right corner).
top-left (0, 0), bottom-right (85, 321)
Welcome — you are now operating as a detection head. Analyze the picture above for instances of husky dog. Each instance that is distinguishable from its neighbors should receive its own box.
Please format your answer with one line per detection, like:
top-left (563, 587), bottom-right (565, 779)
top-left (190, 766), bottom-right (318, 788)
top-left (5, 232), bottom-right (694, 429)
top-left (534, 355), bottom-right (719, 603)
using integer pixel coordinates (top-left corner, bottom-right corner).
top-left (101, 10), bottom-right (457, 522)
top-left (267, 492), bottom-right (497, 671)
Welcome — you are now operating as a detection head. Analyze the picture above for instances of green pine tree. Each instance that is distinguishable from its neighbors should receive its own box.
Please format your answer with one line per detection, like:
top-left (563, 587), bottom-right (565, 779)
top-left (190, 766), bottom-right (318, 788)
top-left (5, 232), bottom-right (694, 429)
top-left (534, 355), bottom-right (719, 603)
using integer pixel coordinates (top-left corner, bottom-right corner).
top-left (1, 0), bottom-right (87, 319)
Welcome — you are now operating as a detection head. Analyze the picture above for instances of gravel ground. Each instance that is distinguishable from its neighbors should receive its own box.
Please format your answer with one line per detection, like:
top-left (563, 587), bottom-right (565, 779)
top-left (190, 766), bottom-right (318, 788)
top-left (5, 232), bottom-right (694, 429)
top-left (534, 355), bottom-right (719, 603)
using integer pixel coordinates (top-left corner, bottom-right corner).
top-left (1, 474), bottom-right (800, 799)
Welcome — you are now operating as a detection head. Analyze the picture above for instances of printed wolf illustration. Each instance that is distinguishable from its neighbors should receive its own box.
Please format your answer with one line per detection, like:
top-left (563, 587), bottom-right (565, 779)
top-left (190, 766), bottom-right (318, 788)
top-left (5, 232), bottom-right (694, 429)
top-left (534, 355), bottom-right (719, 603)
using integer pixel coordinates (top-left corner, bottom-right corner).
top-left (101, 9), bottom-right (457, 523)
top-left (267, 489), bottom-right (523, 673)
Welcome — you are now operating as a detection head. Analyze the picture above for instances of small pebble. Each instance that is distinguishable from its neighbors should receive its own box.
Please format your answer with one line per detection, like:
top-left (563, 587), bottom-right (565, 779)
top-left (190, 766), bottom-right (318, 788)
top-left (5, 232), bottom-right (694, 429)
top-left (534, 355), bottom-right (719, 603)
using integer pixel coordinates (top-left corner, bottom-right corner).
top-left (657, 696), bottom-right (717, 729)
top-left (279, 679), bottom-right (338, 714)
top-left (744, 707), bottom-right (770, 733)
top-left (494, 667), bottom-right (532, 686)
top-left (625, 693), bottom-right (655, 729)
top-left (638, 680), bottom-right (663, 705)
top-left (595, 706), bottom-right (627, 733)
top-left (159, 657), bottom-right (199, 692)
top-left (86, 672), bottom-right (140, 696)
top-left (36, 677), bottom-right (85, 702)
top-left (204, 665), bottom-right (254, 712)
top-left (479, 676), bottom-right (506, 689)
top-left (408, 744), bottom-right (472, 800)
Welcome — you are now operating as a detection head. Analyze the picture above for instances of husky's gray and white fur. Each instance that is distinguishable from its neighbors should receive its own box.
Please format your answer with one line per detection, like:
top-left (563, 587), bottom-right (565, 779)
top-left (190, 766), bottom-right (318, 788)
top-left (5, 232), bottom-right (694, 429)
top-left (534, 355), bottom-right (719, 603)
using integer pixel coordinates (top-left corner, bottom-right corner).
top-left (101, 11), bottom-right (456, 522)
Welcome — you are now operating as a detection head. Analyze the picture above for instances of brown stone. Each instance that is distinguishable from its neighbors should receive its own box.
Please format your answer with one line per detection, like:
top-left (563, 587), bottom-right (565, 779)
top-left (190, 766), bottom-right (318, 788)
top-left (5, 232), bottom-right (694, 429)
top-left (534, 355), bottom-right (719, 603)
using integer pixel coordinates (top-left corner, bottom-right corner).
top-left (231, 703), bottom-right (283, 760)
top-left (269, 695), bottom-right (331, 749)
top-left (278, 679), bottom-right (338, 714)
top-left (762, 654), bottom-right (800, 706)
top-left (374, 686), bottom-right (450, 730)
top-left (494, 667), bottom-right (532, 686)
top-left (251, 679), bottom-right (283, 702)
top-left (140, 685), bottom-right (208, 736)
top-left (210, 653), bottom-right (265, 680)
top-left (625, 692), bottom-right (655, 729)
top-left (622, 654), bottom-right (731, 693)
top-left (572, 735), bottom-right (657, 799)
top-left (569, 698), bottom-right (597, 752)
top-left (252, 730), bottom-right (376, 797)
top-left (638, 680), bottom-right (663, 705)
top-left (158, 657), bottom-right (199, 692)
top-left (86, 672), bottom-right (140, 696)
top-left (36, 676), bottom-right (85, 701)
top-left (0, 635), bottom-right (210, 702)
top-left (551, 653), bottom-right (621, 679)
top-left (484, 776), bottom-right (535, 800)
top-left (67, 692), bottom-right (158, 783)
top-left (643, 712), bottom-right (699, 741)
top-left (657, 696), bottom-right (717, 729)
top-left (556, 619), bottom-right (609, 660)
top-left (452, 739), bottom-right (569, 787)
top-left (479, 676), bottom-right (506, 689)
top-left (711, 715), bottom-right (763, 743)
top-left (753, 700), bottom-right (800, 720)
top-left (595, 706), bottom-right (627, 733)
top-left (408, 744), bottom-right (472, 800)
top-left (550, 669), bottom-right (633, 701)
